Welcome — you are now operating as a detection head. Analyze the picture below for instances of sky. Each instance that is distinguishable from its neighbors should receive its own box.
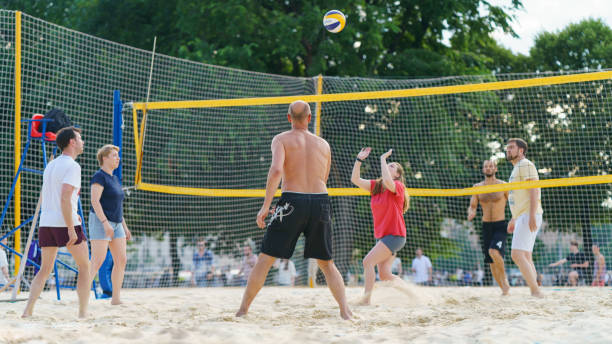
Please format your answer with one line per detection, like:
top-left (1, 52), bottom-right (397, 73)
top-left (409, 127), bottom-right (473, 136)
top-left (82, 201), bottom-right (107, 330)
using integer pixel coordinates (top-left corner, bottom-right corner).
top-left (489, 0), bottom-right (612, 55)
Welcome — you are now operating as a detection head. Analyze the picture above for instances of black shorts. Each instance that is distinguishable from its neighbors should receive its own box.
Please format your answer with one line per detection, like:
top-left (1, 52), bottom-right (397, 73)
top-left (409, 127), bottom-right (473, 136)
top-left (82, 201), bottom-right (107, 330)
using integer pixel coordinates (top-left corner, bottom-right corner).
top-left (482, 220), bottom-right (507, 264)
top-left (261, 192), bottom-right (332, 260)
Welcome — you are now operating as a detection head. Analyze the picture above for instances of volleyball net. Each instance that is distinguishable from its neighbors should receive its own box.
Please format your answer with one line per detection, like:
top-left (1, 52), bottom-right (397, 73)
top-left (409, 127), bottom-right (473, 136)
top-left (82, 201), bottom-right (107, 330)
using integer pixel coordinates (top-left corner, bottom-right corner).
top-left (130, 71), bottom-right (612, 288)
top-left (0, 10), bottom-right (610, 291)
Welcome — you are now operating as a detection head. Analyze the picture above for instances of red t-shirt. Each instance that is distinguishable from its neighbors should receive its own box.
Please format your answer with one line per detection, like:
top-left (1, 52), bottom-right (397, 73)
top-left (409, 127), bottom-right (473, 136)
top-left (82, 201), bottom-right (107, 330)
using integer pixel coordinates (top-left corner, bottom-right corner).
top-left (370, 180), bottom-right (407, 239)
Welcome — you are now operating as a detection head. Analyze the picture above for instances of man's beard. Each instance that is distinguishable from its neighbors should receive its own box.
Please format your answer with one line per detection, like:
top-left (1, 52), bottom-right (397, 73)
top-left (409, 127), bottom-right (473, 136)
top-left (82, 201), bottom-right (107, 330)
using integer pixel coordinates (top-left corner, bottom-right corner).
top-left (484, 172), bottom-right (495, 177)
top-left (506, 154), bottom-right (515, 161)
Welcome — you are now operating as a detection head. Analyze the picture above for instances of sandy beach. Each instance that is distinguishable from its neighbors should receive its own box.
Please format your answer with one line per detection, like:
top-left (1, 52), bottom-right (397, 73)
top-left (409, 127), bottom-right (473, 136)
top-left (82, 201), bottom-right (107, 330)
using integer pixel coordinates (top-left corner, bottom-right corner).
top-left (1, 284), bottom-right (610, 344)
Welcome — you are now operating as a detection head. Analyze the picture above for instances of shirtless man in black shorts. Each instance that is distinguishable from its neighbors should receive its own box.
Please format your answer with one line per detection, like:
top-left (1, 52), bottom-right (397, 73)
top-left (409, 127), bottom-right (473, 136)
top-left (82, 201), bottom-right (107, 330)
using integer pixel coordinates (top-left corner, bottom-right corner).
top-left (468, 160), bottom-right (510, 295)
top-left (236, 100), bottom-right (352, 320)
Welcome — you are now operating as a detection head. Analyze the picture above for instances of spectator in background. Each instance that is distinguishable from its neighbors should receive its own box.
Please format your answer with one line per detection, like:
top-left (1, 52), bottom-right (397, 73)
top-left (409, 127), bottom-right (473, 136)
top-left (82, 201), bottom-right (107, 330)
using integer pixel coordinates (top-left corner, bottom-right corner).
top-left (275, 258), bottom-right (297, 286)
top-left (237, 245), bottom-right (257, 286)
top-left (548, 240), bottom-right (588, 286)
top-left (391, 256), bottom-right (402, 276)
top-left (191, 238), bottom-right (215, 287)
top-left (1, 237), bottom-right (11, 290)
top-left (474, 264), bottom-right (484, 286)
top-left (592, 243), bottom-right (606, 287)
top-left (411, 248), bottom-right (432, 285)
top-left (463, 270), bottom-right (472, 286)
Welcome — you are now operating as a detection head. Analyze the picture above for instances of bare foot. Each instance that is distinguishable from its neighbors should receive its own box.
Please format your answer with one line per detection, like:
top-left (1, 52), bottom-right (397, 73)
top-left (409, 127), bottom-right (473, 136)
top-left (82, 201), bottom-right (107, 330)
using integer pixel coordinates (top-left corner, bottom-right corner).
top-left (531, 291), bottom-right (544, 298)
top-left (340, 309), bottom-right (352, 320)
top-left (501, 286), bottom-right (510, 296)
top-left (356, 298), bottom-right (370, 306)
top-left (235, 309), bottom-right (247, 317)
top-left (111, 300), bottom-right (123, 306)
top-left (78, 311), bottom-right (90, 319)
top-left (355, 292), bottom-right (371, 306)
top-left (21, 312), bottom-right (32, 319)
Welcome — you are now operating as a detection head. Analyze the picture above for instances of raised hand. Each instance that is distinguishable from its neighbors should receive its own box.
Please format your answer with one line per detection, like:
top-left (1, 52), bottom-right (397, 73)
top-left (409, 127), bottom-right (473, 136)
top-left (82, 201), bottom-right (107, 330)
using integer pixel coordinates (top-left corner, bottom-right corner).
top-left (380, 149), bottom-right (393, 160)
top-left (357, 147), bottom-right (371, 160)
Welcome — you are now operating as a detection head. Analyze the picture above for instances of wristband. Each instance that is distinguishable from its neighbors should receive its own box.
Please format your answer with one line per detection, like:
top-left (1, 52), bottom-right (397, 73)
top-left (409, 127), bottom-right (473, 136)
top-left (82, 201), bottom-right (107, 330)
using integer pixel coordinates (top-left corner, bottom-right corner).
top-left (356, 158), bottom-right (365, 163)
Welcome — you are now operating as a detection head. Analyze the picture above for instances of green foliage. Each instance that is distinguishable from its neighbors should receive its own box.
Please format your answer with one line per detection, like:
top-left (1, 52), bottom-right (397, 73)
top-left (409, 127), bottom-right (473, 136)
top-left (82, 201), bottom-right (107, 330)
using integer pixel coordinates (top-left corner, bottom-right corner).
top-left (530, 19), bottom-right (612, 71)
top-left (2, 0), bottom-right (527, 77)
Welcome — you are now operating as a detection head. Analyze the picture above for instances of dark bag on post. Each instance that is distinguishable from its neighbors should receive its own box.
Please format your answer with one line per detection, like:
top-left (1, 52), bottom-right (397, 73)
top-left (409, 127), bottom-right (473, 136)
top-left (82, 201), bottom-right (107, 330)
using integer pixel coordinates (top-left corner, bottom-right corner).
top-left (43, 108), bottom-right (73, 133)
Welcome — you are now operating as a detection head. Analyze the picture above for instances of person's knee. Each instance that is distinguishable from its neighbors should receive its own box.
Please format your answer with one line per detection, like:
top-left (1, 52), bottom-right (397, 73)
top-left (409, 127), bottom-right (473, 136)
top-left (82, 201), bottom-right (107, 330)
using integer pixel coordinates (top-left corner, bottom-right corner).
top-left (90, 257), bottom-right (105, 271)
top-left (511, 250), bottom-right (521, 262)
top-left (38, 264), bottom-right (54, 277)
top-left (113, 253), bottom-right (127, 267)
top-left (489, 249), bottom-right (501, 261)
top-left (76, 259), bottom-right (91, 271)
top-left (362, 257), bottom-right (375, 269)
top-left (317, 259), bottom-right (334, 272)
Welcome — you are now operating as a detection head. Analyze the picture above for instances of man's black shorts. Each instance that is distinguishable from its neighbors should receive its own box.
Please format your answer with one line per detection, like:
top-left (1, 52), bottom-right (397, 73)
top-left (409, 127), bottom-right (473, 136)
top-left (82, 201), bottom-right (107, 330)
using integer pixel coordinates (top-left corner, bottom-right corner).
top-left (482, 220), bottom-right (507, 263)
top-left (261, 192), bottom-right (332, 260)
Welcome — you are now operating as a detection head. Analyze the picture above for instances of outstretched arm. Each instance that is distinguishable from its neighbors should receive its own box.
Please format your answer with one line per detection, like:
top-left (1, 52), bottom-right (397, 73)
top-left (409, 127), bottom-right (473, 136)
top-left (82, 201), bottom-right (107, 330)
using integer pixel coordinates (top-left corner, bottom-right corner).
top-left (548, 258), bottom-right (567, 267)
top-left (380, 149), bottom-right (396, 193)
top-left (256, 136), bottom-right (285, 229)
top-left (351, 148), bottom-right (372, 191)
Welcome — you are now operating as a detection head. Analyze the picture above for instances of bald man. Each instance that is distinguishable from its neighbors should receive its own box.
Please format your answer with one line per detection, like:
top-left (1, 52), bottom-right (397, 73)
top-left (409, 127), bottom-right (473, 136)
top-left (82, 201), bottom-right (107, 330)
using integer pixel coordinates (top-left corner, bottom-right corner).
top-left (236, 100), bottom-right (352, 320)
top-left (468, 160), bottom-right (510, 295)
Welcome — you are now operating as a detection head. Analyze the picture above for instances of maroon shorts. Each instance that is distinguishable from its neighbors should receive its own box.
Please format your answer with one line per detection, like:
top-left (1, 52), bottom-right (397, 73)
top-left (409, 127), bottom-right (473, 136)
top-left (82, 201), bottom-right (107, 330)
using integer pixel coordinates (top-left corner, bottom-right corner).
top-left (39, 225), bottom-right (86, 247)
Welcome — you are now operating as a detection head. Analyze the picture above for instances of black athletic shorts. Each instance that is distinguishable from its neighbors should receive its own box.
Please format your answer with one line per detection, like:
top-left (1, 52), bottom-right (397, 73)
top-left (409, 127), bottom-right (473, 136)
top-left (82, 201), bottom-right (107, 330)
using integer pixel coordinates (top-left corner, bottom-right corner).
top-left (482, 220), bottom-right (507, 263)
top-left (261, 192), bottom-right (332, 260)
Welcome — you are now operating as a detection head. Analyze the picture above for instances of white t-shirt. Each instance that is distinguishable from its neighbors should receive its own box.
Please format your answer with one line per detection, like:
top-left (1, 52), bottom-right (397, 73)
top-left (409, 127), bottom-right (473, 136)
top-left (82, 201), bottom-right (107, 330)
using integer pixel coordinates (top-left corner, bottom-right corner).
top-left (0, 249), bottom-right (9, 285)
top-left (391, 257), bottom-right (402, 274)
top-left (277, 260), bottom-right (297, 286)
top-left (40, 155), bottom-right (81, 227)
top-left (411, 255), bottom-right (432, 283)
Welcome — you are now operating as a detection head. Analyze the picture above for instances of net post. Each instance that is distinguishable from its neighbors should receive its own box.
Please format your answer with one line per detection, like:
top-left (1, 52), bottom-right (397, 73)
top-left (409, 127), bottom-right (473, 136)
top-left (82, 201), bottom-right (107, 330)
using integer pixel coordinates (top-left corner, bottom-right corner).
top-left (13, 10), bottom-right (22, 272)
top-left (113, 90), bottom-right (123, 183)
top-left (132, 107), bottom-right (141, 185)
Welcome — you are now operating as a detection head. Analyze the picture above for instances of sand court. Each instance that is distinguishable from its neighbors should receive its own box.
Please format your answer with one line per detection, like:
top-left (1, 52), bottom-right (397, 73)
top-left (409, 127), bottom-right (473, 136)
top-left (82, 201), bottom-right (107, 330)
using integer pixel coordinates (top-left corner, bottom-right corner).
top-left (2, 285), bottom-right (611, 344)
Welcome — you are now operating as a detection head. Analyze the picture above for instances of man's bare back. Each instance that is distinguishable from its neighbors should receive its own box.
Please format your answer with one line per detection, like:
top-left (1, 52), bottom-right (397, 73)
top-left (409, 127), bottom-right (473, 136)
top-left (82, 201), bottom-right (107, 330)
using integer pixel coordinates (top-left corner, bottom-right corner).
top-left (276, 129), bottom-right (330, 194)
top-left (474, 179), bottom-right (507, 222)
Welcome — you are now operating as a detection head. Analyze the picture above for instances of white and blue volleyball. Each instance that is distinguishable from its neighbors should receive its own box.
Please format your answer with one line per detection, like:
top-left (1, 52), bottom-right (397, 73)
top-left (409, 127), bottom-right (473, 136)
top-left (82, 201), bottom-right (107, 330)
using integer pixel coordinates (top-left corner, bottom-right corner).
top-left (323, 10), bottom-right (346, 33)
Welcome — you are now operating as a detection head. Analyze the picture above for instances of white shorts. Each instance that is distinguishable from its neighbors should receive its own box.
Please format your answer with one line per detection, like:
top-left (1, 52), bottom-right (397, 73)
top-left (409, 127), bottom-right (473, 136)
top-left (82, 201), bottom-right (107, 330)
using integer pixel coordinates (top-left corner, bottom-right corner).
top-left (511, 213), bottom-right (543, 252)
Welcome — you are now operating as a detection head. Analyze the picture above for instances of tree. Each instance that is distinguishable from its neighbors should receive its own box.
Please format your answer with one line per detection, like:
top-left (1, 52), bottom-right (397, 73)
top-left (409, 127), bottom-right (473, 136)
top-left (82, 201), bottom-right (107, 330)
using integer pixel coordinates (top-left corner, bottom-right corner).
top-left (1, 0), bottom-right (524, 77)
top-left (530, 18), bottom-right (612, 71)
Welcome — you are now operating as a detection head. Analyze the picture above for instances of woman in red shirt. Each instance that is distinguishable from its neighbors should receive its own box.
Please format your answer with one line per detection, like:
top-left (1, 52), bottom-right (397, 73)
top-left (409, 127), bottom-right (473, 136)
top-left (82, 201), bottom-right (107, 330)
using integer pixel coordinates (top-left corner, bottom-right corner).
top-left (351, 148), bottom-right (409, 305)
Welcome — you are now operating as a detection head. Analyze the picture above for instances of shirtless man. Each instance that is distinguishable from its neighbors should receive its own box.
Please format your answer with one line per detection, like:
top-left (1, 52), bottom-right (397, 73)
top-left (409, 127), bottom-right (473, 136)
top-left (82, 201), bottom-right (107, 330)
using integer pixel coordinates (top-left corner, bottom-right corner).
top-left (236, 100), bottom-right (352, 320)
top-left (468, 160), bottom-right (510, 295)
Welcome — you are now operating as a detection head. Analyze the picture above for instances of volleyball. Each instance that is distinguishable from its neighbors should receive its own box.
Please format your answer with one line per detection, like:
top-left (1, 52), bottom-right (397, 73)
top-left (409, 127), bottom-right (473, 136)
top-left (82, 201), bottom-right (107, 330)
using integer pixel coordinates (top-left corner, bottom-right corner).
top-left (323, 10), bottom-right (346, 33)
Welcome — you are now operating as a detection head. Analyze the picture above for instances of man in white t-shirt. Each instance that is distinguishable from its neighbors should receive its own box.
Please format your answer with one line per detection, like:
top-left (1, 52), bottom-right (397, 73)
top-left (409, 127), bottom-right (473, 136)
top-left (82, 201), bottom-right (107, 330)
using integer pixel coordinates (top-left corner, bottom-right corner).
top-left (275, 259), bottom-right (297, 286)
top-left (1, 237), bottom-right (10, 289)
top-left (506, 138), bottom-right (544, 298)
top-left (23, 127), bottom-right (91, 318)
top-left (411, 248), bottom-right (432, 285)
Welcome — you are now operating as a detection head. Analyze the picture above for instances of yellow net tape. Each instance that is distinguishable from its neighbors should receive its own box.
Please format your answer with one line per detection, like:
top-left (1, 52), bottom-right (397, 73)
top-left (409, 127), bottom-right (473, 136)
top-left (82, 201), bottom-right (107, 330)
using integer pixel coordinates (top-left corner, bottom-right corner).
top-left (138, 175), bottom-right (611, 197)
top-left (133, 71), bottom-right (612, 110)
